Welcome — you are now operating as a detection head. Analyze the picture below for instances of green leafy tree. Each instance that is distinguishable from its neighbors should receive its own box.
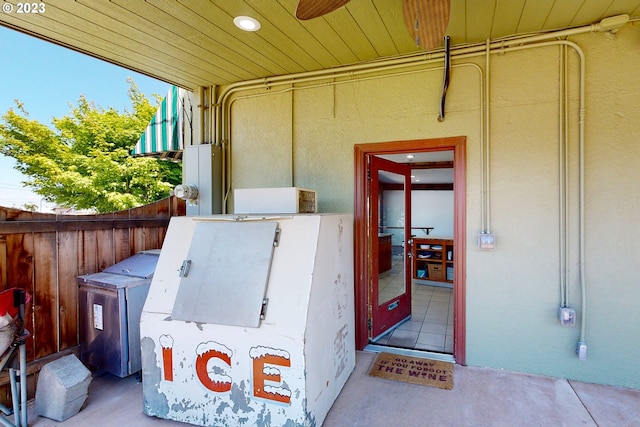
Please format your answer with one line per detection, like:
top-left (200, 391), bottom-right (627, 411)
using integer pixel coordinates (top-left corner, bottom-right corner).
top-left (22, 202), bottom-right (38, 212)
top-left (0, 79), bottom-right (181, 213)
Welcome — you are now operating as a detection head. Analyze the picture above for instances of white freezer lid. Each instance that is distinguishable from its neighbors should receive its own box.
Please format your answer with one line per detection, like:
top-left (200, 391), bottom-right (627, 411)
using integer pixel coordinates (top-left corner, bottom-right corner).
top-left (171, 220), bottom-right (279, 328)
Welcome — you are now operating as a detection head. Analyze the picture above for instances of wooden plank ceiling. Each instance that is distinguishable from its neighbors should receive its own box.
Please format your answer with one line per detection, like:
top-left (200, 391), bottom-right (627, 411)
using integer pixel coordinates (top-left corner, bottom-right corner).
top-left (1, 0), bottom-right (639, 90)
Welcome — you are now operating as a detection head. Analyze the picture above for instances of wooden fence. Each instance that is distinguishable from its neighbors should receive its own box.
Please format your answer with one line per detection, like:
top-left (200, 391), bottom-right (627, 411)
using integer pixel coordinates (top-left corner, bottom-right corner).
top-left (0, 196), bottom-right (185, 403)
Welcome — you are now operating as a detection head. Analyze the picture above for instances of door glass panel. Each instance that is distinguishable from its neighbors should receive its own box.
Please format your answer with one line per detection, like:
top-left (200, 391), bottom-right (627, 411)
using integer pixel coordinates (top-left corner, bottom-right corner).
top-left (377, 169), bottom-right (406, 306)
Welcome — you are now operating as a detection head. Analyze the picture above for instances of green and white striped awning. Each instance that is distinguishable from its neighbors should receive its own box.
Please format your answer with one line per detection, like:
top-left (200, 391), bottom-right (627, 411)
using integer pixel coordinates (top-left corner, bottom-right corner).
top-left (132, 85), bottom-right (184, 160)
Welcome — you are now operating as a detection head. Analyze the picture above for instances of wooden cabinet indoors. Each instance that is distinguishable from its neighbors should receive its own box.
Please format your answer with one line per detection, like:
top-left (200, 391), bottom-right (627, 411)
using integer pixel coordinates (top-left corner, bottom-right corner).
top-left (412, 238), bottom-right (454, 284)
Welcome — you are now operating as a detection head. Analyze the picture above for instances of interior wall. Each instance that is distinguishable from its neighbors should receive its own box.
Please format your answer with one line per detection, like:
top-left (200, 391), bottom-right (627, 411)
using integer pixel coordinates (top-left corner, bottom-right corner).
top-left (385, 190), bottom-right (454, 245)
top-left (225, 22), bottom-right (640, 389)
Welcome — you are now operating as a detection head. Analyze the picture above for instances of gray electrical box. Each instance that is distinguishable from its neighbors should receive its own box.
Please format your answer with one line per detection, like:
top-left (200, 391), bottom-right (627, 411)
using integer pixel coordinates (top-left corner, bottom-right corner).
top-left (184, 144), bottom-right (222, 216)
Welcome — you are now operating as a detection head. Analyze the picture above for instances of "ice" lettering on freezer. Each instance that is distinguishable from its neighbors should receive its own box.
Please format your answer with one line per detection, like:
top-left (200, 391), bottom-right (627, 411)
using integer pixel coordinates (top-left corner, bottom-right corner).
top-left (159, 335), bottom-right (292, 405)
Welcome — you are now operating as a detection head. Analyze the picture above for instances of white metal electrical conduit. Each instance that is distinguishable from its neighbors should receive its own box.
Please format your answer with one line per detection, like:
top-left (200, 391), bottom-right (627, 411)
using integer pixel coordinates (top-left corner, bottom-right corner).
top-left (198, 87), bottom-right (206, 146)
top-left (217, 40), bottom-right (583, 300)
top-left (558, 44), bottom-right (571, 310)
top-left (483, 39), bottom-right (491, 234)
top-left (213, 15), bottom-right (629, 355)
top-left (563, 44), bottom-right (571, 308)
top-left (215, 13), bottom-right (628, 144)
top-left (210, 86), bottom-right (217, 144)
top-left (564, 45), bottom-right (571, 307)
top-left (215, 14), bottom-right (626, 216)
top-left (458, 38), bottom-right (588, 354)
top-left (219, 62), bottom-right (484, 208)
top-left (214, 31), bottom-right (532, 205)
top-left (214, 38), bottom-right (585, 347)
top-left (558, 45), bottom-right (567, 309)
top-left (223, 63), bottom-right (484, 203)
top-left (496, 40), bottom-right (587, 352)
top-left (215, 61), bottom-right (485, 209)
top-left (488, 15), bottom-right (631, 343)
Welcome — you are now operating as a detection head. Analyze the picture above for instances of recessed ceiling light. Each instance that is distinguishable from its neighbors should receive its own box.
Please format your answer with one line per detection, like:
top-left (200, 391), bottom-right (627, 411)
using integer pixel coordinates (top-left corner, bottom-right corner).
top-left (406, 154), bottom-right (415, 160)
top-left (234, 16), bottom-right (261, 32)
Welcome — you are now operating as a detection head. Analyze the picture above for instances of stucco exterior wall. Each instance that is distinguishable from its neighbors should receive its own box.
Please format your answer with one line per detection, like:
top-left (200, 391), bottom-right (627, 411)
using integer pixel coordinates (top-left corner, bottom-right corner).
top-left (225, 23), bottom-right (640, 389)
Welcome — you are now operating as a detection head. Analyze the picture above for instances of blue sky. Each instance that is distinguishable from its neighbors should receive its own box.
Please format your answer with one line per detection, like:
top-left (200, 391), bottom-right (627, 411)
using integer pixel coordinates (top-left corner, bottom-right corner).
top-left (0, 26), bottom-right (171, 210)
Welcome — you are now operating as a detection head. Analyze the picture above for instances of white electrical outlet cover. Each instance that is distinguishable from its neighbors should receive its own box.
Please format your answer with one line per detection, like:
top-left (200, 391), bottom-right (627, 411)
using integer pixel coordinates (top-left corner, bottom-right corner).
top-left (478, 233), bottom-right (495, 249)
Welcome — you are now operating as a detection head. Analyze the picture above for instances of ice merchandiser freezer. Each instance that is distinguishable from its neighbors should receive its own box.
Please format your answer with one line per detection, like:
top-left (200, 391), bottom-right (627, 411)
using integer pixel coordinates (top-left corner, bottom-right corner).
top-left (140, 214), bottom-right (355, 427)
top-left (78, 250), bottom-right (160, 378)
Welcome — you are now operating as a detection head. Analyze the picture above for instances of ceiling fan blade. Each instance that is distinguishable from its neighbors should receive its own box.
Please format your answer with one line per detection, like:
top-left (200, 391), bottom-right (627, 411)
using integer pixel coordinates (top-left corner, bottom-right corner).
top-left (403, 0), bottom-right (450, 50)
top-left (295, 0), bottom-right (351, 20)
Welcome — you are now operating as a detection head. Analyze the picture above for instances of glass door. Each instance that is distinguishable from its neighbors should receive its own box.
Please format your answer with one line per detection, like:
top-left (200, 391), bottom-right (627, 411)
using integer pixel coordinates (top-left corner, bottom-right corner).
top-left (369, 155), bottom-right (412, 339)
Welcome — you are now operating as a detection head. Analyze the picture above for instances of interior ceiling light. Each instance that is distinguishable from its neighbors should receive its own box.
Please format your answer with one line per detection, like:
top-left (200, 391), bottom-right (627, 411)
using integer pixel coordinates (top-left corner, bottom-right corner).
top-left (234, 16), bottom-right (261, 31)
top-left (406, 154), bottom-right (415, 160)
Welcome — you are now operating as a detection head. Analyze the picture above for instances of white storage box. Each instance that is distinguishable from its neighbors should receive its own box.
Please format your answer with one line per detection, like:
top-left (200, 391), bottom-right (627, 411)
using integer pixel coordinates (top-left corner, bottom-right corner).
top-left (234, 187), bottom-right (317, 214)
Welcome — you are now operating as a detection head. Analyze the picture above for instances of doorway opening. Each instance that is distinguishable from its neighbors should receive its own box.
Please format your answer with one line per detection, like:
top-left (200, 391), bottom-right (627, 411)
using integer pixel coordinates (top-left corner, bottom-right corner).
top-left (354, 137), bottom-right (466, 365)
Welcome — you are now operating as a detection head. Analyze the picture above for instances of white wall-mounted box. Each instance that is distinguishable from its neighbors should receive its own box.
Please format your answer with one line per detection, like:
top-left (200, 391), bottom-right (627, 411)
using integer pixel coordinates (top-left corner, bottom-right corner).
top-left (234, 187), bottom-right (317, 214)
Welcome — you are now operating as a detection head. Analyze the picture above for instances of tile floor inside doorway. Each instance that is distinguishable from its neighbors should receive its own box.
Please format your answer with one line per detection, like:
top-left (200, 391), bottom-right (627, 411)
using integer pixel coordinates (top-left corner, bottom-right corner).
top-left (373, 253), bottom-right (454, 353)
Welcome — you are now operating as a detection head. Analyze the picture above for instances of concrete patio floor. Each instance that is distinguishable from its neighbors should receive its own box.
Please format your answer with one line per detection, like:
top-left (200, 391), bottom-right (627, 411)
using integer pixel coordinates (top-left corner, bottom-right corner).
top-left (10, 350), bottom-right (640, 427)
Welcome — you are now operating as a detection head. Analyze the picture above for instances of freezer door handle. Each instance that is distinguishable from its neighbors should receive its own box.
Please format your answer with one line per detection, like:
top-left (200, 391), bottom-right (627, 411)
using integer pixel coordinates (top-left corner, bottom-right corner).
top-left (179, 259), bottom-right (192, 278)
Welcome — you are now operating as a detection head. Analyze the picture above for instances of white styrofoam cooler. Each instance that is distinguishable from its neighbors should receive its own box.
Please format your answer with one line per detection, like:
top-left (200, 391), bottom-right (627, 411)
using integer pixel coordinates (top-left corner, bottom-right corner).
top-left (140, 214), bottom-right (354, 427)
top-left (234, 187), bottom-right (317, 214)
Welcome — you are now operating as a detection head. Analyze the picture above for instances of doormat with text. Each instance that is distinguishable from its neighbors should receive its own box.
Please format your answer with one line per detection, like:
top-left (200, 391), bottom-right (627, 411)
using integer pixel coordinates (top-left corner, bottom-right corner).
top-left (368, 352), bottom-right (453, 390)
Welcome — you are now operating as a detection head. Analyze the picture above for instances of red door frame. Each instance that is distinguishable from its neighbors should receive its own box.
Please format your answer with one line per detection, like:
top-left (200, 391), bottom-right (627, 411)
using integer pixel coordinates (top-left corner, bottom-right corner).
top-left (354, 136), bottom-right (467, 365)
